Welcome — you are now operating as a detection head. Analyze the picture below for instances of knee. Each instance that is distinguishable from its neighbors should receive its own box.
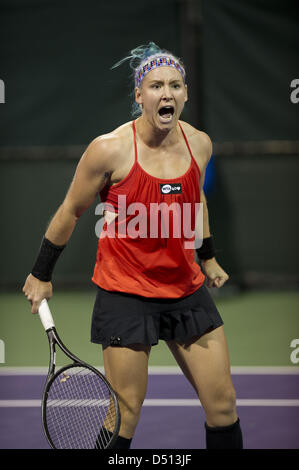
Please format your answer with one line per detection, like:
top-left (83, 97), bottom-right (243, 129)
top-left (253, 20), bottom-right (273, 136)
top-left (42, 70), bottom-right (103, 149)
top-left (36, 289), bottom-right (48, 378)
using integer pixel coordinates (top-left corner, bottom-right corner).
top-left (204, 384), bottom-right (237, 424)
top-left (217, 386), bottom-right (237, 414)
top-left (119, 392), bottom-right (144, 422)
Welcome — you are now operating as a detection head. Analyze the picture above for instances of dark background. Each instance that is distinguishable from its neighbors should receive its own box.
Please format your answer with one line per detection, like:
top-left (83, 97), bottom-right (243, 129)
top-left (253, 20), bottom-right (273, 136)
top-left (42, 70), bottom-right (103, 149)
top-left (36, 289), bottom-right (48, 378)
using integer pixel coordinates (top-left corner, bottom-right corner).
top-left (0, 0), bottom-right (298, 289)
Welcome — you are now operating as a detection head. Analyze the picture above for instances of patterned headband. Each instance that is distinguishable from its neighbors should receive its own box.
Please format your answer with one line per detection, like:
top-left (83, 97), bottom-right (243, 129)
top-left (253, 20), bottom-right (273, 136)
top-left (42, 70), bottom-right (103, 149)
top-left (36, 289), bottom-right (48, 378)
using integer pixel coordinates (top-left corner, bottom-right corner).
top-left (135, 55), bottom-right (186, 88)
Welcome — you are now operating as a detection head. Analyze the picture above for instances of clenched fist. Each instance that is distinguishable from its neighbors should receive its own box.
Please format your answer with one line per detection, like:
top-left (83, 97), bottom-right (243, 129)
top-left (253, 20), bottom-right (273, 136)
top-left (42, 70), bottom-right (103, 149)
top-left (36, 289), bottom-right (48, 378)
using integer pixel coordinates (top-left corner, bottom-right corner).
top-left (201, 258), bottom-right (229, 288)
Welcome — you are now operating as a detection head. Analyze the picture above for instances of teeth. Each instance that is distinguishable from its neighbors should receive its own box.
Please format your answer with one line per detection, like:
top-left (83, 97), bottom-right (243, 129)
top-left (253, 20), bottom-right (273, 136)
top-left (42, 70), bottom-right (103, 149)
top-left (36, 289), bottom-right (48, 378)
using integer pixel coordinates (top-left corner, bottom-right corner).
top-left (158, 105), bottom-right (174, 122)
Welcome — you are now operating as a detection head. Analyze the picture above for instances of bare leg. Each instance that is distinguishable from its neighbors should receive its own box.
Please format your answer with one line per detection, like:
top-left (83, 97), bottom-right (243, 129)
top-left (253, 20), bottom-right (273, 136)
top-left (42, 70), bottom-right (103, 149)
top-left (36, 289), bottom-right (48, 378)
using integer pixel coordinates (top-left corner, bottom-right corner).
top-left (167, 326), bottom-right (238, 427)
top-left (102, 343), bottom-right (151, 438)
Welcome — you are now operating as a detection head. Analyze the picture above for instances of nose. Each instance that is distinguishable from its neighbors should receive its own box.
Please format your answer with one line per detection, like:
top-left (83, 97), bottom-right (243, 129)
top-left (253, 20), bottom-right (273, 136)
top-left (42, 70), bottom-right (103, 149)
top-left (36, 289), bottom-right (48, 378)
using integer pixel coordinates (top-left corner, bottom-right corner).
top-left (161, 85), bottom-right (173, 101)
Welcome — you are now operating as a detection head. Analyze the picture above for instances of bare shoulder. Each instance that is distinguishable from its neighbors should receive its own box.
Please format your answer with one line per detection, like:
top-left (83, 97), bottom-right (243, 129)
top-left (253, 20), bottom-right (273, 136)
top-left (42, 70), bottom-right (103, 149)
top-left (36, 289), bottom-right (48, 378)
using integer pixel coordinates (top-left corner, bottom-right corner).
top-left (81, 121), bottom-right (133, 173)
top-left (179, 120), bottom-right (212, 166)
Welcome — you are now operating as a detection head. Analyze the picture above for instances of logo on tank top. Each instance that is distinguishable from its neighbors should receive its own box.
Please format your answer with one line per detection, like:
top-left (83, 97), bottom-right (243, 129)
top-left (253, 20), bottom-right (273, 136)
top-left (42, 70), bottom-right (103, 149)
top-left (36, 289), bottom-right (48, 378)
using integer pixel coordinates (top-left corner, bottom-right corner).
top-left (160, 183), bottom-right (182, 194)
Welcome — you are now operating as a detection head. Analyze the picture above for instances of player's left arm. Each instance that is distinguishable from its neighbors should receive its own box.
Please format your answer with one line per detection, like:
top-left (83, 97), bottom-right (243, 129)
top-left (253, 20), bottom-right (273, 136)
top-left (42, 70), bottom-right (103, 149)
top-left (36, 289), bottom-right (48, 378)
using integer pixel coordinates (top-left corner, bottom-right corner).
top-left (197, 132), bottom-right (229, 288)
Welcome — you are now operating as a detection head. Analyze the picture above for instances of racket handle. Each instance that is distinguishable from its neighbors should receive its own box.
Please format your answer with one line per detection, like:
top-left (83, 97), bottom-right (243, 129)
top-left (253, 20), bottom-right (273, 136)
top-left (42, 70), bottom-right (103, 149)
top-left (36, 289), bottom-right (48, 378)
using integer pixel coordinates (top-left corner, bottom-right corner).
top-left (38, 299), bottom-right (55, 331)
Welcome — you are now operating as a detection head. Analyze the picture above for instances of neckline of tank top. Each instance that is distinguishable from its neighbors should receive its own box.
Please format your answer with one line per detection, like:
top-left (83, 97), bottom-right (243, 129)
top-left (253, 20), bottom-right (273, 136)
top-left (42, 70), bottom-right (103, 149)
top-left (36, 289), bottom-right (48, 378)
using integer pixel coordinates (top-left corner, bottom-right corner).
top-left (104, 121), bottom-right (201, 192)
top-left (132, 120), bottom-right (200, 183)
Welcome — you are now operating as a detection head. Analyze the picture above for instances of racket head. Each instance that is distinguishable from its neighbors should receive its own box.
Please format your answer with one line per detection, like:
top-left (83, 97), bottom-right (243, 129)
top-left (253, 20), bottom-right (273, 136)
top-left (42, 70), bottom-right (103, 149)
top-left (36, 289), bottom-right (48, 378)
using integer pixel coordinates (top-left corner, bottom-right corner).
top-left (42, 363), bottom-right (120, 449)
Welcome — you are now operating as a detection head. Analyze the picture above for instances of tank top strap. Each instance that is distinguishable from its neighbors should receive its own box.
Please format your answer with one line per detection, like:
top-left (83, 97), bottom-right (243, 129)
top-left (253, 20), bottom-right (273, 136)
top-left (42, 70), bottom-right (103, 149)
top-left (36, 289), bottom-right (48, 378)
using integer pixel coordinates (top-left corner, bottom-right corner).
top-left (132, 120), bottom-right (138, 163)
top-left (178, 121), bottom-right (195, 160)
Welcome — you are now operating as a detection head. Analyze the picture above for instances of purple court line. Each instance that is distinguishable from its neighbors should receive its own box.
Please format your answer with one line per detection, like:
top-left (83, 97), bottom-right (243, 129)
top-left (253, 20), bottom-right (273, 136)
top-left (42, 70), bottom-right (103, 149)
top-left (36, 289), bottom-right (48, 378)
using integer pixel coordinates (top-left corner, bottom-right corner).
top-left (0, 373), bottom-right (298, 449)
top-left (133, 406), bottom-right (299, 449)
top-left (1, 373), bottom-right (299, 399)
top-left (0, 405), bottom-right (298, 449)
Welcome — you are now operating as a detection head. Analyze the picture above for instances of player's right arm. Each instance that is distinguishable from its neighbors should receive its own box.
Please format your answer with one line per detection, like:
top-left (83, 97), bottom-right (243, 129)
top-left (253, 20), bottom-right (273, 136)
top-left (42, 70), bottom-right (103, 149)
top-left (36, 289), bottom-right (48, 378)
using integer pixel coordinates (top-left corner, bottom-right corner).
top-left (45, 136), bottom-right (114, 245)
top-left (23, 136), bottom-right (116, 313)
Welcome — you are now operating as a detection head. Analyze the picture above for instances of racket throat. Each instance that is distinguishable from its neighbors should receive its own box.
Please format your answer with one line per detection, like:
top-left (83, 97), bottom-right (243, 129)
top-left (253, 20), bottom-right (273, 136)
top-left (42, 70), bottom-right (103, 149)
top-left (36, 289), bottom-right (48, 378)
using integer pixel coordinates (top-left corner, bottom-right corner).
top-left (48, 349), bottom-right (56, 377)
top-left (47, 329), bottom-right (57, 377)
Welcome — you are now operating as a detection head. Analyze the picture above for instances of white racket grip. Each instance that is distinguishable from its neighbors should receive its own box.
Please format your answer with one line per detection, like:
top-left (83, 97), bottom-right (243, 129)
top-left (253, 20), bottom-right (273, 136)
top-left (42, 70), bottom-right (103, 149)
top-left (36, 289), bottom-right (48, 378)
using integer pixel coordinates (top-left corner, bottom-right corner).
top-left (38, 299), bottom-right (55, 331)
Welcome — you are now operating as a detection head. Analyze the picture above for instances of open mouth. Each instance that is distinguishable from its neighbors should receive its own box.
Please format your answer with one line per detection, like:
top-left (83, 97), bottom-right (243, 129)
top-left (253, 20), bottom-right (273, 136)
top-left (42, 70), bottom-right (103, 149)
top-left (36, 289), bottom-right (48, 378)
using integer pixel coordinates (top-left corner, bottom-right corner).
top-left (158, 106), bottom-right (175, 121)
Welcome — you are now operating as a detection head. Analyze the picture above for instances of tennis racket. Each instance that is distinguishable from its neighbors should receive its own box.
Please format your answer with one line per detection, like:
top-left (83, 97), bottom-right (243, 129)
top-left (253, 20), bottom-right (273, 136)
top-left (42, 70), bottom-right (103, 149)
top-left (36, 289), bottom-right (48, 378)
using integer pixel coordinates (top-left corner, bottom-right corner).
top-left (38, 298), bottom-right (120, 449)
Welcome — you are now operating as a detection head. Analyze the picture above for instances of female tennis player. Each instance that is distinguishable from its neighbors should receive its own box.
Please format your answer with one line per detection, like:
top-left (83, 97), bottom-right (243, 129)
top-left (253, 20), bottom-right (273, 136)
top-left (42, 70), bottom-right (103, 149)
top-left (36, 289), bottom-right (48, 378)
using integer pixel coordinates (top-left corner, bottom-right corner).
top-left (23, 42), bottom-right (243, 449)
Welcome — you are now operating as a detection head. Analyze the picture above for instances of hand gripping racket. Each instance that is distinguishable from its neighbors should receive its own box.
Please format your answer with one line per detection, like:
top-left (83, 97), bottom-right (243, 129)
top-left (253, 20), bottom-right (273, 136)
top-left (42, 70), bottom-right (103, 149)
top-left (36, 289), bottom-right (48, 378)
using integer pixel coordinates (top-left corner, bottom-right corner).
top-left (38, 299), bottom-right (120, 449)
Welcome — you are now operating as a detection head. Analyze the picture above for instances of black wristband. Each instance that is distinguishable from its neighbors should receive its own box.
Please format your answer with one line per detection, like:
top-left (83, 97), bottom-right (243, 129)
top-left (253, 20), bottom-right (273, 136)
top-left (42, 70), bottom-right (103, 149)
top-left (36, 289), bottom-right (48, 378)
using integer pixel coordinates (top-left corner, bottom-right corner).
top-left (196, 236), bottom-right (216, 260)
top-left (31, 237), bottom-right (66, 282)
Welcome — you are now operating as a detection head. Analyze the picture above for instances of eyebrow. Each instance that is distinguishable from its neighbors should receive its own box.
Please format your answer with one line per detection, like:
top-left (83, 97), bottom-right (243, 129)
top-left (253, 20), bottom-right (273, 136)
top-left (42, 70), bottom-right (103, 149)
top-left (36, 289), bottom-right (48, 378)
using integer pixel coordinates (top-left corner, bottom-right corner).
top-left (148, 79), bottom-right (182, 85)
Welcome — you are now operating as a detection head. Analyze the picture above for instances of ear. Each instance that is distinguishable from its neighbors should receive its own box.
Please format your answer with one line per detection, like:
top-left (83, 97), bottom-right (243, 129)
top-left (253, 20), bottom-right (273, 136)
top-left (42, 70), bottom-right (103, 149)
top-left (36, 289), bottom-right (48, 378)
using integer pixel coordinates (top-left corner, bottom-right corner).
top-left (135, 87), bottom-right (143, 105)
top-left (184, 84), bottom-right (188, 103)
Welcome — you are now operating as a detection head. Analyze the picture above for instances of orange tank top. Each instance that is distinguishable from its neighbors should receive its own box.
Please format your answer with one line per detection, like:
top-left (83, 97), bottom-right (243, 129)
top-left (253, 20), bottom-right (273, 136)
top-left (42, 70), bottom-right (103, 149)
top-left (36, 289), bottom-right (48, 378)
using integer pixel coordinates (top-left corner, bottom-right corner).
top-left (92, 121), bottom-right (205, 298)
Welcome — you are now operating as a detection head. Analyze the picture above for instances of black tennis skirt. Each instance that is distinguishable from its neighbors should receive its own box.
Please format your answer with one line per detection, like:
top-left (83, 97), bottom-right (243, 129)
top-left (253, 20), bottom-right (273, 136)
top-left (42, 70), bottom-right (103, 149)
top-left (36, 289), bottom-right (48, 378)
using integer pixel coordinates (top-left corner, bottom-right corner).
top-left (91, 284), bottom-right (223, 349)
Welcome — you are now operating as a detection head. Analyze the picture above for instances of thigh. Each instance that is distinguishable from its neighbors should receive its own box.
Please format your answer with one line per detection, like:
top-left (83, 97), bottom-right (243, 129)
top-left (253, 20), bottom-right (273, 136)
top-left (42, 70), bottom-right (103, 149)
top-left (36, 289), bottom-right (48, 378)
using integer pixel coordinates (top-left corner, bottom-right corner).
top-left (102, 344), bottom-right (151, 402)
top-left (166, 326), bottom-right (234, 409)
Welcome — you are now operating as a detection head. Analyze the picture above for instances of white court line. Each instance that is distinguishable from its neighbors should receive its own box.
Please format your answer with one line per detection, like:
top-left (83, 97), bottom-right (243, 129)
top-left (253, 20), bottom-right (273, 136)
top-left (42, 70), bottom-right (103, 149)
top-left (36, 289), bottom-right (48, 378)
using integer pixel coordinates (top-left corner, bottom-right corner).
top-left (150, 366), bottom-right (299, 375)
top-left (144, 399), bottom-right (299, 407)
top-left (0, 366), bottom-right (299, 375)
top-left (0, 399), bottom-right (299, 407)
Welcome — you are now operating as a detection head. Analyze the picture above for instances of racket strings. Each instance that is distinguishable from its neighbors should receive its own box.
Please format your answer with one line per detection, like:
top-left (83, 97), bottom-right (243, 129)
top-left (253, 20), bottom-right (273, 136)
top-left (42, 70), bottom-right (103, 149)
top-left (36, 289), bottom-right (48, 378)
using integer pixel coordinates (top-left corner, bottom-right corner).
top-left (45, 366), bottom-right (117, 449)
